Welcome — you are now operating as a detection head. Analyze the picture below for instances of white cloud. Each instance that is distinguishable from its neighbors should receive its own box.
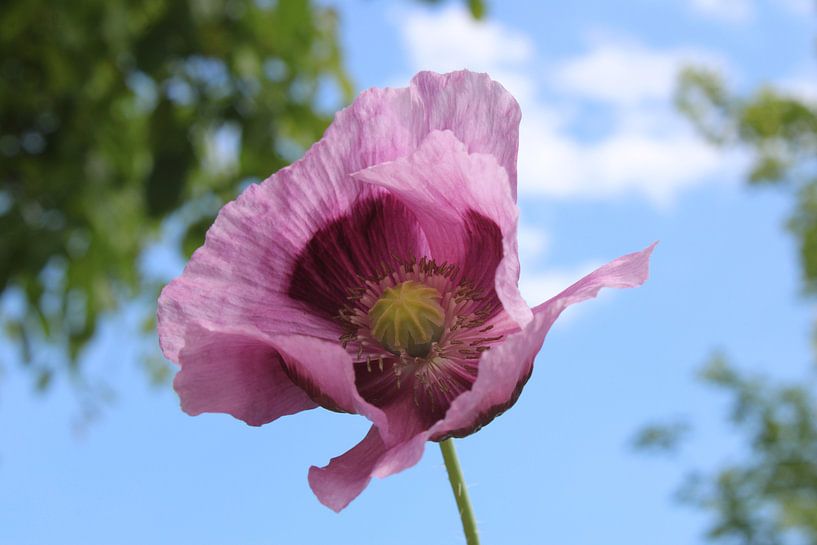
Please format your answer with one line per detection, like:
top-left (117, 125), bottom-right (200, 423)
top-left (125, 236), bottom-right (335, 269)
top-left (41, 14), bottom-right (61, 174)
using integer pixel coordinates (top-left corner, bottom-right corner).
top-left (688, 0), bottom-right (754, 22)
top-left (518, 106), bottom-right (732, 205)
top-left (529, 38), bottom-right (738, 204)
top-left (554, 44), bottom-right (679, 105)
top-left (400, 7), bottom-right (535, 101)
top-left (402, 6), bottom-right (532, 69)
top-left (397, 6), bottom-right (739, 206)
top-left (551, 39), bottom-right (727, 105)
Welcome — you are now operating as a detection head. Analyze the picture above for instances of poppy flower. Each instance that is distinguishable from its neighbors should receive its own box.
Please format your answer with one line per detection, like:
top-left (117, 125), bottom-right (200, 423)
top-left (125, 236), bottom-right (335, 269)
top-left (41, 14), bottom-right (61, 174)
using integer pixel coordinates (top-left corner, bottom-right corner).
top-left (157, 70), bottom-right (654, 512)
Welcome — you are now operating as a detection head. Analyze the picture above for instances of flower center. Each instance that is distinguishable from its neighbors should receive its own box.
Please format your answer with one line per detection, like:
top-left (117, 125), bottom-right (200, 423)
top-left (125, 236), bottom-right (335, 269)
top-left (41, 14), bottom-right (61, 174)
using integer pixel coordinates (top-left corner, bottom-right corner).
top-left (368, 280), bottom-right (445, 357)
top-left (337, 256), bottom-right (507, 420)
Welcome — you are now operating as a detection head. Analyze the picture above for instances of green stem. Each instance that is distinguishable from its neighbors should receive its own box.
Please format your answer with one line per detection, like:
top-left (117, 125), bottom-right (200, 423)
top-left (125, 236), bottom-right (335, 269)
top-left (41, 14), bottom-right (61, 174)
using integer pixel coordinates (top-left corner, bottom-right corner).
top-left (439, 438), bottom-right (480, 545)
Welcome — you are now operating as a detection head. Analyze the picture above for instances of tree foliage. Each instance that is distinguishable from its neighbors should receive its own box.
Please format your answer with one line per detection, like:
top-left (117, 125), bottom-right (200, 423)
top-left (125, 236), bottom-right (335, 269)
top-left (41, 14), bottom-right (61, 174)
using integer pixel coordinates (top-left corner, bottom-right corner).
top-left (638, 357), bottom-right (817, 545)
top-left (676, 67), bottom-right (817, 292)
top-left (1, 0), bottom-right (352, 386)
top-left (636, 67), bottom-right (817, 544)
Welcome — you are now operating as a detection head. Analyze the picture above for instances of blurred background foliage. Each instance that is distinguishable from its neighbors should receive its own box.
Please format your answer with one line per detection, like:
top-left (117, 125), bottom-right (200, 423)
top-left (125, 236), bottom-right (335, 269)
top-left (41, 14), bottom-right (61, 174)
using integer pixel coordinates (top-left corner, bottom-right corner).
top-left (635, 65), bottom-right (817, 544)
top-left (0, 0), bottom-right (484, 390)
top-left (676, 67), bottom-right (817, 294)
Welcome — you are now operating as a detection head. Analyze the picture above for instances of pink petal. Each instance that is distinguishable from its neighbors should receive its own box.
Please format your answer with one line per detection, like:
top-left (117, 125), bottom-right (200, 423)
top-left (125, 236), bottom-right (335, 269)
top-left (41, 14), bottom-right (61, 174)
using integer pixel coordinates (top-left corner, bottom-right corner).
top-left (308, 389), bottom-right (440, 512)
top-left (352, 129), bottom-right (531, 329)
top-left (159, 71), bottom-right (515, 362)
top-left (157, 180), bottom-right (371, 363)
top-left (371, 431), bottom-right (429, 479)
top-left (173, 325), bottom-right (317, 426)
top-left (308, 426), bottom-right (430, 512)
top-left (412, 71), bottom-right (521, 199)
top-left (327, 70), bottom-right (520, 192)
top-left (308, 427), bottom-right (387, 512)
top-left (430, 243), bottom-right (657, 439)
top-left (273, 338), bottom-right (437, 500)
top-left (173, 322), bottom-right (389, 433)
top-left (269, 334), bottom-right (387, 430)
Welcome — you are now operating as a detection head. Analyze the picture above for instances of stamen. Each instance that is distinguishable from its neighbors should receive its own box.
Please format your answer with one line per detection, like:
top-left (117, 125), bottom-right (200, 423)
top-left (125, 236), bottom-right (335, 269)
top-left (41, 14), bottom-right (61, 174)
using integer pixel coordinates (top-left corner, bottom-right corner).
top-left (368, 280), bottom-right (445, 357)
top-left (338, 257), bottom-right (506, 412)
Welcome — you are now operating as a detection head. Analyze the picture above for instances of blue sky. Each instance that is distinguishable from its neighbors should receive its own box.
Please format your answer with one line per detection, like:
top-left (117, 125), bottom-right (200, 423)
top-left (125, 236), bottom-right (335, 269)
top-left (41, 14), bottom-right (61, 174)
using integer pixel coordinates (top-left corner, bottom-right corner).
top-left (2, 1), bottom-right (816, 544)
